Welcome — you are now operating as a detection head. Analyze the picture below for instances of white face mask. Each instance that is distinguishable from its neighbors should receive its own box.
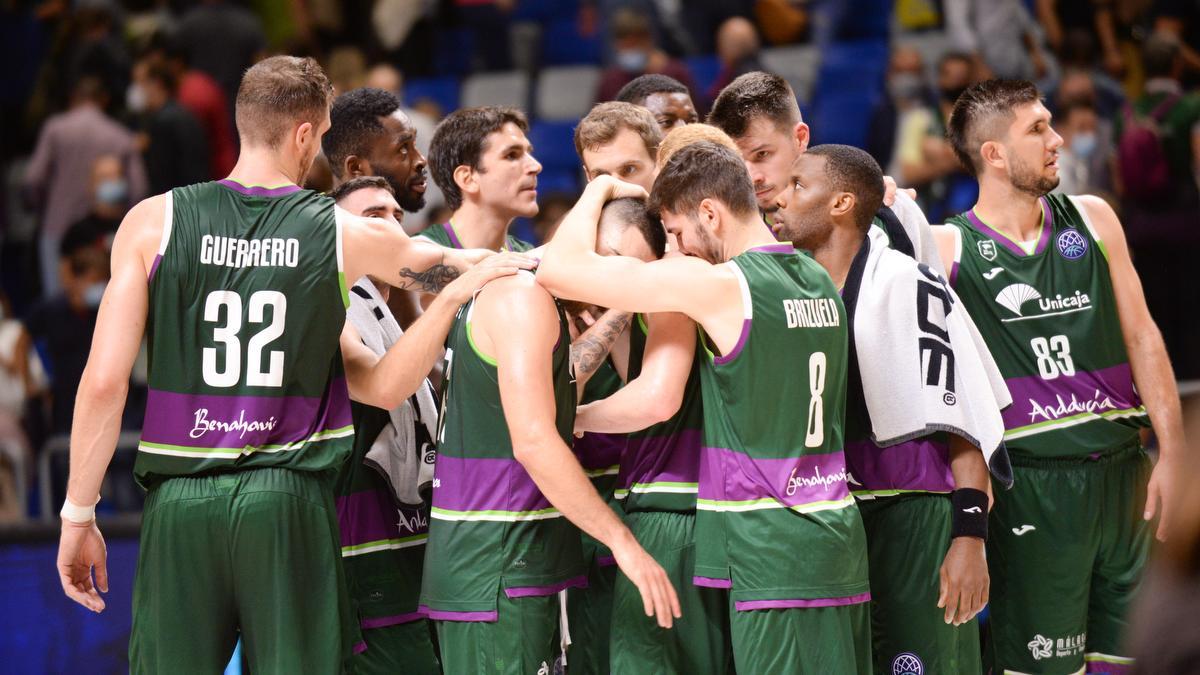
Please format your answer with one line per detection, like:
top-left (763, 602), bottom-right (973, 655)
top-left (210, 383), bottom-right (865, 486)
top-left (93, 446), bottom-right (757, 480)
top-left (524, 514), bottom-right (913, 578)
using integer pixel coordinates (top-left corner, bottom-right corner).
top-left (1070, 132), bottom-right (1097, 159)
top-left (83, 281), bottom-right (107, 309)
top-left (126, 84), bottom-right (147, 113)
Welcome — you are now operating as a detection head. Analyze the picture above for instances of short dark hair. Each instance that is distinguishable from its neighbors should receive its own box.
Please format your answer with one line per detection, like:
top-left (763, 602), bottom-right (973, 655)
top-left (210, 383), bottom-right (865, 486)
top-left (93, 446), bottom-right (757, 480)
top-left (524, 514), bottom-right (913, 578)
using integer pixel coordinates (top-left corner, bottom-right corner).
top-left (599, 197), bottom-right (667, 259)
top-left (236, 55), bottom-right (334, 148)
top-left (330, 175), bottom-right (393, 204)
top-left (323, 88), bottom-right (403, 178)
top-left (805, 144), bottom-right (884, 231)
top-left (648, 141), bottom-right (758, 219)
top-left (708, 71), bottom-right (800, 138)
top-left (428, 106), bottom-right (529, 211)
top-left (1143, 32), bottom-right (1181, 79)
top-left (946, 79), bottom-right (1041, 175)
top-left (615, 74), bottom-right (690, 106)
top-left (938, 51), bottom-right (974, 72)
top-left (575, 102), bottom-right (662, 161)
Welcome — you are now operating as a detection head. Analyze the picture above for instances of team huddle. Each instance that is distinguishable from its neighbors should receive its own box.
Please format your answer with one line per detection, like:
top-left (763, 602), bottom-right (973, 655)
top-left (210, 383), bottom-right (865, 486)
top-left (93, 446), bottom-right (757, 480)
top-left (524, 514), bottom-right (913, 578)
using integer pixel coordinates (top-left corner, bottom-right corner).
top-left (54, 55), bottom-right (1184, 675)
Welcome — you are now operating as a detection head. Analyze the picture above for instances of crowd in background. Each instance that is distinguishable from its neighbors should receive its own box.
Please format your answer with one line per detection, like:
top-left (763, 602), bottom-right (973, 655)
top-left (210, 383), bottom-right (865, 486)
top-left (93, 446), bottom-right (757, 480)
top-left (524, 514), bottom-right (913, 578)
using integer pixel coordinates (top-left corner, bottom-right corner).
top-left (0, 0), bottom-right (1197, 523)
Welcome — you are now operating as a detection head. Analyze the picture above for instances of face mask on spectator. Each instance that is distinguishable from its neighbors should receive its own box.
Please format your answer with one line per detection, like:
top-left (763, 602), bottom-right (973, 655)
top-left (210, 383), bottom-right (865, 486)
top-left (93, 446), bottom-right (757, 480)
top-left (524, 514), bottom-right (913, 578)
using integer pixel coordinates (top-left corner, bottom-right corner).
top-left (126, 84), bottom-right (147, 113)
top-left (83, 281), bottom-right (107, 309)
top-left (1070, 132), bottom-right (1097, 159)
top-left (96, 178), bottom-right (128, 207)
top-left (616, 49), bottom-right (649, 72)
top-left (888, 73), bottom-right (925, 102)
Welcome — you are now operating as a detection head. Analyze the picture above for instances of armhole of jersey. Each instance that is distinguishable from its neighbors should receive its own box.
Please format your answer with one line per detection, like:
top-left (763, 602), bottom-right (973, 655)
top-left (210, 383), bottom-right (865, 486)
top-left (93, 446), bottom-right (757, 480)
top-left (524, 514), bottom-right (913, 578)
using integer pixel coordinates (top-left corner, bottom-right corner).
top-left (712, 260), bottom-right (752, 366)
top-left (948, 226), bottom-right (963, 289)
top-left (1067, 195), bottom-right (1109, 261)
top-left (463, 294), bottom-right (499, 367)
top-left (148, 190), bottom-right (174, 283)
top-left (334, 205), bottom-right (350, 309)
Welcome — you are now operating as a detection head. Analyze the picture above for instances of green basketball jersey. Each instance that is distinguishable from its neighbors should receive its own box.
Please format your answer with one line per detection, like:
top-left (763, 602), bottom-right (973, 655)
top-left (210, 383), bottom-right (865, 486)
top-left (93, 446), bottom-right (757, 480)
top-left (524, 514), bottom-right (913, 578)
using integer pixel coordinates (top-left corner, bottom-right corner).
top-left (617, 313), bottom-right (706, 514)
top-left (420, 281), bottom-right (585, 619)
top-left (946, 194), bottom-right (1148, 459)
top-left (575, 359), bottom-right (626, 566)
top-left (693, 244), bottom-right (870, 607)
top-left (414, 220), bottom-right (534, 252)
top-left (135, 180), bottom-right (352, 487)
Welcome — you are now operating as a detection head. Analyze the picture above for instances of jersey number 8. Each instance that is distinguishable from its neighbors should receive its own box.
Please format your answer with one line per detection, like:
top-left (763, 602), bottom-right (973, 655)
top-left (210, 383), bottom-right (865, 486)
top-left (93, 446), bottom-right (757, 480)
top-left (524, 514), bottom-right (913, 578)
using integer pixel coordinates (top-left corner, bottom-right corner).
top-left (202, 290), bottom-right (287, 388)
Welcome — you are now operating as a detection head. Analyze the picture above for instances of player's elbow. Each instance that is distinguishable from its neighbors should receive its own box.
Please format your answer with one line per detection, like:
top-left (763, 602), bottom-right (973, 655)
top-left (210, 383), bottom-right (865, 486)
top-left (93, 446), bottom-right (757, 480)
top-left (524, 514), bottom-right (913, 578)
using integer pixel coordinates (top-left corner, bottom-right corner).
top-left (77, 366), bottom-right (129, 406)
top-left (644, 388), bottom-right (683, 424)
top-left (511, 430), bottom-right (558, 468)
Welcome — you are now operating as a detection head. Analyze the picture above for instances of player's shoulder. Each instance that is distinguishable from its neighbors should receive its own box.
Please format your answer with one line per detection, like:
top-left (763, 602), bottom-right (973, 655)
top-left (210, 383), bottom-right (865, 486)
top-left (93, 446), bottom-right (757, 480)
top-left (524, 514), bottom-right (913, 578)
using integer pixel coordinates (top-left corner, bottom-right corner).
top-left (479, 271), bottom-right (555, 309)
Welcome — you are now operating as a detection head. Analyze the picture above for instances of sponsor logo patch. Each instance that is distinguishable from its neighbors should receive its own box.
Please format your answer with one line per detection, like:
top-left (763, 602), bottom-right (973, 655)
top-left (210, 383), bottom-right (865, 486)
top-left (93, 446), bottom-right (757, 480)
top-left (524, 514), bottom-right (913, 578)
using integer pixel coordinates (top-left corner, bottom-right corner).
top-left (892, 652), bottom-right (924, 675)
top-left (978, 240), bottom-right (997, 261)
top-left (1056, 229), bottom-right (1088, 260)
top-left (1012, 524), bottom-right (1036, 536)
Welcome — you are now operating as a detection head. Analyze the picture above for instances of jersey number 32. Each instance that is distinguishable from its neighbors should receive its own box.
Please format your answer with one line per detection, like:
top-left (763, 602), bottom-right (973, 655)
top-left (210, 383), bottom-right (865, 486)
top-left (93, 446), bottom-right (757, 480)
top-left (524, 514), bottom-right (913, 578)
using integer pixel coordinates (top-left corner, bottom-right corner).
top-left (202, 290), bottom-right (287, 388)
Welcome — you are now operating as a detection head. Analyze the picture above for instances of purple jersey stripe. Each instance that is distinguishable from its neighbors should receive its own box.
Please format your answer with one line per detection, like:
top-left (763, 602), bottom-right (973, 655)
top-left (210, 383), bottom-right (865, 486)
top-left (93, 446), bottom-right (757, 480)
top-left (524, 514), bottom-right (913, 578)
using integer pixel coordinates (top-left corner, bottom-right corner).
top-left (698, 446), bottom-right (851, 506)
top-left (504, 574), bottom-right (588, 598)
top-left (965, 197), bottom-right (1054, 258)
top-left (596, 555), bottom-right (616, 567)
top-left (336, 488), bottom-right (429, 548)
top-left (948, 259), bottom-right (960, 287)
top-left (748, 243), bottom-right (796, 254)
top-left (620, 429), bottom-right (702, 490)
top-left (1085, 658), bottom-right (1132, 674)
top-left (843, 437), bottom-right (954, 493)
top-left (442, 222), bottom-right (463, 249)
top-left (733, 591), bottom-right (871, 611)
top-left (693, 576), bottom-right (733, 589)
top-left (217, 179), bottom-right (302, 198)
top-left (430, 455), bottom-right (552, 514)
top-left (1002, 363), bottom-right (1143, 432)
top-left (360, 610), bottom-right (427, 629)
top-left (713, 319), bottom-right (751, 365)
top-left (417, 605), bottom-right (499, 622)
top-left (574, 431), bottom-right (625, 472)
top-left (352, 641), bottom-right (368, 655)
top-left (140, 378), bottom-right (352, 450)
top-left (148, 254), bottom-right (163, 282)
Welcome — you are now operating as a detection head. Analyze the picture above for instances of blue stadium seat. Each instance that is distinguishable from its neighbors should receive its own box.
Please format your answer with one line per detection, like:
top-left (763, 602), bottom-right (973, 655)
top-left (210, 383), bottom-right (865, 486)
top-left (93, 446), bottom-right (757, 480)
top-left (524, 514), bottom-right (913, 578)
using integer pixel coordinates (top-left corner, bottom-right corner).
top-left (513, 0), bottom-right (581, 21)
top-left (528, 120), bottom-right (580, 173)
top-left (535, 169), bottom-right (582, 195)
top-left (685, 54), bottom-right (721, 99)
top-left (403, 77), bottom-right (461, 118)
top-left (432, 28), bottom-right (475, 76)
top-left (809, 40), bottom-right (888, 148)
top-left (541, 18), bottom-right (602, 65)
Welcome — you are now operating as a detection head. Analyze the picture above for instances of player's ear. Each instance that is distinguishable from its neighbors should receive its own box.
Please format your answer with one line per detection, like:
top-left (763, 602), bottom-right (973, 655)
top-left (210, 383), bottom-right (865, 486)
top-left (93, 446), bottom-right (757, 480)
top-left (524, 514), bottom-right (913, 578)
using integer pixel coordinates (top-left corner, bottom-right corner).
top-left (980, 140), bottom-right (1005, 172)
top-left (830, 191), bottom-right (855, 219)
top-left (344, 155), bottom-right (369, 178)
top-left (794, 122), bottom-right (811, 153)
top-left (698, 198), bottom-right (719, 232)
top-left (454, 164), bottom-right (478, 196)
top-left (294, 121), bottom-right (315, 153)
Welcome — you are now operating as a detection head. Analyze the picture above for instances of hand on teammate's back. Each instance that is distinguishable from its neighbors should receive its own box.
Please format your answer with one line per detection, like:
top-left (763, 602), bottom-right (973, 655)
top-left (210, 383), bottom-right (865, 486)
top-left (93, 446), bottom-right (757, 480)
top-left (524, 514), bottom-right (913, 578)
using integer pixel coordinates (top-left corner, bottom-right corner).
top-left (57, 520), bottom-right (109, 613)
top-left (442, 251), bottom-right (538, 305)
top-left (611, 534), bottom-right (681, 628)
top-left (937, 536), bottom-right (989, 626)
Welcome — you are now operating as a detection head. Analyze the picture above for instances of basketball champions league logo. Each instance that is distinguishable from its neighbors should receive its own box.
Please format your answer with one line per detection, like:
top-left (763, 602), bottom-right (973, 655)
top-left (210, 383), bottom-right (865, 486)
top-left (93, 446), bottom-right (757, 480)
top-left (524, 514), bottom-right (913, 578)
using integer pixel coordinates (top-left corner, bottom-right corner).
top-left (891, 652), bottom-right (924, 675)
top-left (1056, 228), bottom-right (1088, 260)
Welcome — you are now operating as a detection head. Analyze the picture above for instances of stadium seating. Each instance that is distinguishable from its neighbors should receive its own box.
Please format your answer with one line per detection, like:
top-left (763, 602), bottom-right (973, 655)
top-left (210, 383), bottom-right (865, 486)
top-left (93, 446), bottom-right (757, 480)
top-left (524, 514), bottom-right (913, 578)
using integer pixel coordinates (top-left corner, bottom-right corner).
top-left (528, 120), bottom-right (582, 193)
top-left (403, 76), bottom-right (461, 118)
top-left (761, 44), bottom-right (821, 103)
top-left (685, 54), bottom-right (722, 99)
top-left (541, 17), bottom-right (603, 66)
top-left (808, 40), bottom-right (889, 147)
top-left (462, 70), bottom-right (531, 109)
top-left (537, 65), bottom-right (602, 120)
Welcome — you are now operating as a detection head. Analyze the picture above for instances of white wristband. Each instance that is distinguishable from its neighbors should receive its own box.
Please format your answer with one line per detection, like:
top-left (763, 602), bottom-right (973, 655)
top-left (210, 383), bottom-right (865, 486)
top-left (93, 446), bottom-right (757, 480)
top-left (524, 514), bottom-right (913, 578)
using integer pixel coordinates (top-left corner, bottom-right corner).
top-left (60, 496), bottom-right (99, 524)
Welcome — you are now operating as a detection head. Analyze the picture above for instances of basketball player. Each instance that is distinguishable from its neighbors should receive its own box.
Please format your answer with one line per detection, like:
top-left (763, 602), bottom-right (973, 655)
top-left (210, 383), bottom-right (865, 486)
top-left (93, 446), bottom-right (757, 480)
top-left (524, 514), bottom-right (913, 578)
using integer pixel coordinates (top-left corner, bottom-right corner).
top-left (419, 199), bottom-right (679, 674)
top-left (54, 56), bottom-right (528, 673)
top-left (324, 88), bottom-right (430, 213)
top-left (539, 143), bottom-right (872, 673)
top-left (773, 144), bottom-right (1000, 675)
top-left (935, 79), bottom-right (1185, 674)
top-left (333, 176), bottom-right (531, 674)
top-left (414, 106), bottom-right (539, 252)
top-left (615, 73), bottom-right (699, 133)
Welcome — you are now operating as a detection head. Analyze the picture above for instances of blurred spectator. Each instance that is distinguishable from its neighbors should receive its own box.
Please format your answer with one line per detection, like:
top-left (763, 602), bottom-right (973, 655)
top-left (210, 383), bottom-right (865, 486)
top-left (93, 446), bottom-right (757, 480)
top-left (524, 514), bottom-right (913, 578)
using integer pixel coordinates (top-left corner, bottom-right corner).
top-left (454, 0), bottom-right (515, 71)
top-left (23, 77), bottom-right (147, 297)
top-left (328, 46), bottom-right (368, 95)
top-left (63, 2), bottom-right (131, 116)
top-left (1115, 32), bottom-right (1200, 378)
top-left (175, 0), bottom-right (266, 123)
top-left (67, 155), bottom-right (132, 247)
top-left (532, 192), bottom-right (579, 243)
top-left (17, 228), bottom-right (110, 435)
top-left (158, 38), bottom-right (237, 179)
top-left (1052, 99), bottom-right (1115, 197)
top-left (1035, 0), bottom-right (1128, 78)
top-left (1153, 0), bottom-right (1200, 83)
top-left (596, 8), bottom-right (695, 103)
top-left (1056, 29), bottom-right (1128, 120)
top-left (0, 288), bottom-right (46, 521)
top-left (944, 0), bottom-right (1058, 87)
top-left (130, 58), bottom-right (210, 194)
top-left (866, 45), bottom-right (930, 177)
top-left (615, 74), bottom-right (699, 133)
top-left (754, 0), bottom-right (809, 45)
top-left (707, 17), bottom-right (766, 106)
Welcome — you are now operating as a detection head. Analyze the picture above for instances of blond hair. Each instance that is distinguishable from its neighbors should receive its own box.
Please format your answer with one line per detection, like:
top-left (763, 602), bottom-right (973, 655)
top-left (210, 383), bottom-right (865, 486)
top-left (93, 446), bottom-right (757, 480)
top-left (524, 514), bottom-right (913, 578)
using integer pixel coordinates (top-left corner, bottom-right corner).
top-left (655, 123), bottom-right (740, 171)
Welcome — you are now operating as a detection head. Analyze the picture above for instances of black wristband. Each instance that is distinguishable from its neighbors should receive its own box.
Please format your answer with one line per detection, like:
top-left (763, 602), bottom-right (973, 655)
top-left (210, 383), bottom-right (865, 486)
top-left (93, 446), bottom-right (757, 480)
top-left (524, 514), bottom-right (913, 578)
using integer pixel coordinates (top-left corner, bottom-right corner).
top-left (950, 488), bottom-right (989, 540)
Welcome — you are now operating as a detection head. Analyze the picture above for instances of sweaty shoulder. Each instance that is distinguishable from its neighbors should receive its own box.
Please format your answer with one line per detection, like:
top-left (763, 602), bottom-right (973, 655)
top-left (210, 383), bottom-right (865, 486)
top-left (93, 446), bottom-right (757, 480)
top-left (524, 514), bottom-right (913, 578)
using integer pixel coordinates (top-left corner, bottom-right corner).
top-left (117, 193), bottom-right (169, 273)
top-left (474, 272), bottom-right (560, 350)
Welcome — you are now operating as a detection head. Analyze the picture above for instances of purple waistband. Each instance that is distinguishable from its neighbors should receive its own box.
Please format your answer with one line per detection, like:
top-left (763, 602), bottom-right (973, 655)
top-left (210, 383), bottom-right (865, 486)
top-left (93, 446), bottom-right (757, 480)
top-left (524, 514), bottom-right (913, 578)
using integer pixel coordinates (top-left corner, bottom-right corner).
top-left (596, 555), bottom-right (616, 567)
top-left (733, 591), bottom-right (871, 612)
top-left (360, 610), bottom-right (427, 629)
top-left (504, 574), bottom-right (588, 598)
top-left (693, 576), bottom-right (733, 589)
top-left (417, 605), bottom-right (500, 622)
top-left (698, 446), bottom-right (851, 506)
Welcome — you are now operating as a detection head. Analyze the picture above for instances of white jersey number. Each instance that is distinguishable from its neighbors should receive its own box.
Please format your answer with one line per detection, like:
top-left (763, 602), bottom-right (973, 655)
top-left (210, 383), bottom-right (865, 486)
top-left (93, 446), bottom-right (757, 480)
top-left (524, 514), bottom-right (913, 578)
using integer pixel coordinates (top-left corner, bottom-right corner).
top-left (1030, 335), bottom-right (1075, 380)
top-left (202, 290), bottom-right (287, 388)
top-left (804, 351), bottom-right (827, 448)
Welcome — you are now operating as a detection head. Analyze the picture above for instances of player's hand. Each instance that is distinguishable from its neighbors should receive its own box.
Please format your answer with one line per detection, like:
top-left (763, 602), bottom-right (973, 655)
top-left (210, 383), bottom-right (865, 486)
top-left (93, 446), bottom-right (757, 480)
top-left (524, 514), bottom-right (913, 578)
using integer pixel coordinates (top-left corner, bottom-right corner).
top-left (443, 252), bottom-right (537, 305)
top-left (1144, 452), bottom-right (1175, 541)
top-left (591, 174), bottom-right (650, 202)
top-left (58, 519), bottom-right (109, 613)
top-left (882, 175), bottom-right (917, 207)
top-left (611, 534), bottom-right (681, 628)
top-left (937, 536), bottom-right (988, 626)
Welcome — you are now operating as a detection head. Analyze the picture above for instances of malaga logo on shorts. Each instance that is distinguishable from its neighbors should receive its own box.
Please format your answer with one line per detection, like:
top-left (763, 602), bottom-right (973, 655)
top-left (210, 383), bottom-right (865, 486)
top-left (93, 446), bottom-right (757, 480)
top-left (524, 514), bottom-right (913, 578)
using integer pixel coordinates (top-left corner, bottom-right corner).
top-left (1056, 229), bottom-right (1088, 260)
top-left (891, 652), bottom-right (924, 675)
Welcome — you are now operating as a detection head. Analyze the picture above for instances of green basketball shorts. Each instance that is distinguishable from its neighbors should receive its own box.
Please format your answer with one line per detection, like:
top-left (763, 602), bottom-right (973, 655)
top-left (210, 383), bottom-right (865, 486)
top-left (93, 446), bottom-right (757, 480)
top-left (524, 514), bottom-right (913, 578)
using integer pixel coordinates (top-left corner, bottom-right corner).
top-left (566, 556), bottom-right (616, 675)
top-left (729, 600), bottom-right (872, 674)
top-left (348, 620), bottom-right (440, 675)
top-left (435, 591), bottom-right (560, 674)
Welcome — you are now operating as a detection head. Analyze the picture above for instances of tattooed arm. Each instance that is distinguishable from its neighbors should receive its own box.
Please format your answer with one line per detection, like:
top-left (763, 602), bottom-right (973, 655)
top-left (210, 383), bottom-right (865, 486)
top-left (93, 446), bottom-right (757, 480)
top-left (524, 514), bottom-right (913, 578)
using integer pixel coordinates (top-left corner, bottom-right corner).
top-left (396, 254), bottom-right (462, 293)
top-left (570, 308), bottom-right (632, 398)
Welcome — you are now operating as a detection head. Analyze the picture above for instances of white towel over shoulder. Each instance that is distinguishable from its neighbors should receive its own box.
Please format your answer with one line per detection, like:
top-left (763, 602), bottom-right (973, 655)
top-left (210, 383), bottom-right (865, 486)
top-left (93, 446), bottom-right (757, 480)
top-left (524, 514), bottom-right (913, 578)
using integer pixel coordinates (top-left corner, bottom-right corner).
top-left (852, 227), bottom-right (1013, 483)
